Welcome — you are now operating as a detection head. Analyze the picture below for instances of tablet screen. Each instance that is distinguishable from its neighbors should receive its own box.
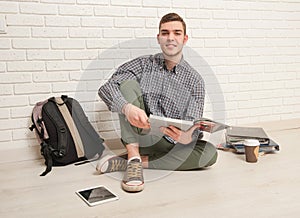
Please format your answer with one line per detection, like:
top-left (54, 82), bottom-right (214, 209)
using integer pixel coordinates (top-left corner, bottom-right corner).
top-left (76, 186), bottom-right (118, 206)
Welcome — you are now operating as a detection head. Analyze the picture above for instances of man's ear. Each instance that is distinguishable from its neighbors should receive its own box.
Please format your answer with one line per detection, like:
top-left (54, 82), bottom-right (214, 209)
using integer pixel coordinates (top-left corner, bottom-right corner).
top-left (183, 34), bottom-right (188, 44)
top-left (157, 34), bottom-right (160, 44)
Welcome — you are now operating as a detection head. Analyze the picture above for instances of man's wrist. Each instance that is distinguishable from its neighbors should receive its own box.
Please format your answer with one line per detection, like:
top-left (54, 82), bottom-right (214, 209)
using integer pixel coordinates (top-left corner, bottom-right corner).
top-left (122, 103), bottom-right (130, 115)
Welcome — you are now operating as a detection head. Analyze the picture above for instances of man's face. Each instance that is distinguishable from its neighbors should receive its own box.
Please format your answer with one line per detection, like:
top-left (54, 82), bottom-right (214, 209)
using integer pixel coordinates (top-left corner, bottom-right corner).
top-left (157, 21), bottom-right (188, 60)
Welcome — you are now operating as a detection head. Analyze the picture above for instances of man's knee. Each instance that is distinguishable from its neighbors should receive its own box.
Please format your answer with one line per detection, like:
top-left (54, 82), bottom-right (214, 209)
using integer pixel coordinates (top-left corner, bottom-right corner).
top-left (119, 80), bottom-right (144, 108)
top-left (175, 141), bottom-right (217, 170)
top-left (205, 149), bottom-right (218, 167)
top-left (194, 140), bottom-right (218, 168)
top-left (120, 80), bottom-right (140, 96)
top-left (203, 142), bottom-right (218, 167)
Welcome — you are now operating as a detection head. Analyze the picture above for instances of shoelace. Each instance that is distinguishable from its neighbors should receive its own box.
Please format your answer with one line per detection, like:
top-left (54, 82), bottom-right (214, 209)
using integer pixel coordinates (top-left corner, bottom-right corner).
top-left (126, 161), bottom-right (142, 180)
top-left (110, 158), bottom-right (127, 172)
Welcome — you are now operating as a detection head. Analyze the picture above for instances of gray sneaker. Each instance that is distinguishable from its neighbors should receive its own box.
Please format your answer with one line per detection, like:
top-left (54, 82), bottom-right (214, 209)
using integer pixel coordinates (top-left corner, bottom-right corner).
top-left (96, 155), bottom-right (127, 173)
top-left (121, 159), bottom-right (144, 192)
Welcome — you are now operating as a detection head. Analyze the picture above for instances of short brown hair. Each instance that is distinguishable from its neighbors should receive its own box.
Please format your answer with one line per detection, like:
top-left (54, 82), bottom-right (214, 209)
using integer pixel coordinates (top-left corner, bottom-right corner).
top-left (159, 13), bottom-right (186, 35)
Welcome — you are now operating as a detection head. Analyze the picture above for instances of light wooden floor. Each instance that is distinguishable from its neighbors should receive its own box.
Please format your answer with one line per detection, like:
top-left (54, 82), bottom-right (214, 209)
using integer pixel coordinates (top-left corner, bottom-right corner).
top-left (1, 119), bottom-right (300, 218)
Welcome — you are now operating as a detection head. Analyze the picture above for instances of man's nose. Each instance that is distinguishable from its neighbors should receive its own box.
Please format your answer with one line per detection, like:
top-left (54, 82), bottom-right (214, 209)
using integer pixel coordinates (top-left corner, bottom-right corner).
top-left (167, 32), bottom-right (175, 40)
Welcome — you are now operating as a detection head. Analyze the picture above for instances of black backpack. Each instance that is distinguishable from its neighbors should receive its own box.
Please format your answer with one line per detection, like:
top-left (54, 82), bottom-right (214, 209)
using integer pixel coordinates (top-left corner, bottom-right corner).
top-left (29, 95), bottom-right (105, 176)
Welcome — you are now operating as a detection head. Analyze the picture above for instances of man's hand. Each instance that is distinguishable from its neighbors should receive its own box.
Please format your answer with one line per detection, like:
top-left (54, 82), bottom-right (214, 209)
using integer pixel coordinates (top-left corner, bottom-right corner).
top-left (196, 121), bottom-right (215, 133)
top-left (123, 103), bottom-right (150, 129)
top-left (160, 125), bottom-right (199, 145)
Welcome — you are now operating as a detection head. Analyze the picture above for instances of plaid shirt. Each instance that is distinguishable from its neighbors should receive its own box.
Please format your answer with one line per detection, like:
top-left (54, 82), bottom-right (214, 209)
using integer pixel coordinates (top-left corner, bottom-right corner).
top-left (99, 53), bottom-right (205, 121)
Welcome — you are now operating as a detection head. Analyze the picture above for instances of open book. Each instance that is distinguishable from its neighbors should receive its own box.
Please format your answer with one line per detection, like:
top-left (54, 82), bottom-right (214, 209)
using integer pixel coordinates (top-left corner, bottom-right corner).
top-left (148, 114), bottom-right (228, 134)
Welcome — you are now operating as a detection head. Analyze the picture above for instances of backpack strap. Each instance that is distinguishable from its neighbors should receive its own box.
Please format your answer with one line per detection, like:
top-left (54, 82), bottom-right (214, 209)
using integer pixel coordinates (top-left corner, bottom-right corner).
top-left (44, 98), bottom-right (68, 157)
top-left (64, 97), bottom-right (105, 158)
top-left (39, 141), bottom-right (53, 176)
top-left (55, 97), bottom-right (85, 158)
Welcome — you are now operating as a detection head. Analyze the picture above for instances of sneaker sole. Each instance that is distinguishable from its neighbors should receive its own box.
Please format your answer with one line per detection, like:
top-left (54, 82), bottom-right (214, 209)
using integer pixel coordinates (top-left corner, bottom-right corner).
top-left (121, 182), bottom-right (144, 193)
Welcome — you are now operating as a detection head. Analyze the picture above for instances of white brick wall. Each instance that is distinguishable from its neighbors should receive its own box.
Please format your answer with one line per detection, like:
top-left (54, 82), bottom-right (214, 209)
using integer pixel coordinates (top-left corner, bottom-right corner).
top-left (0, 0), bottom-right (300, 156)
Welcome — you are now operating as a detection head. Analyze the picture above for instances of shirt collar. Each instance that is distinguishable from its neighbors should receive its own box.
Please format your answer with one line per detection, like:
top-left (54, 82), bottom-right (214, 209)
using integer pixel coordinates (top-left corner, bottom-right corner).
top-left (155, 53), bottom-right (186, 74)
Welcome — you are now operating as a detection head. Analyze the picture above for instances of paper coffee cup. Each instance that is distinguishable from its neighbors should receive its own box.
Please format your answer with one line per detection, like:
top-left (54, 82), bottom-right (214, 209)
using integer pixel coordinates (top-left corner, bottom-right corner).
top-left (244, 139), bottom-right (260, 163)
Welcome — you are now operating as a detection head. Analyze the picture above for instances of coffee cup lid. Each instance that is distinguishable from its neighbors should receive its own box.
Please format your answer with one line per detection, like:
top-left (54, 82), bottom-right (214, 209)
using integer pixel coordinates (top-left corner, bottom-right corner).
top-left (243, 139), bottom-right (260, 146)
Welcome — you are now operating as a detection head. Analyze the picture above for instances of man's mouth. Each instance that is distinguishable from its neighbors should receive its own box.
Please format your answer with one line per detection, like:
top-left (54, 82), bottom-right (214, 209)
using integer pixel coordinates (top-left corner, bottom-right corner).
top-left (166, 44), bottom-right (176, 48)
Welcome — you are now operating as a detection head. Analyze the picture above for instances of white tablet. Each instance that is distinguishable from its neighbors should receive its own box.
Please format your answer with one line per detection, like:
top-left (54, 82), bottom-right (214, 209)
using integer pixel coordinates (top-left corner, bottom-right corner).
top-left (149, 114), bottom-right (194, 132)
top-left (76, 185), bottom-right (119, 207)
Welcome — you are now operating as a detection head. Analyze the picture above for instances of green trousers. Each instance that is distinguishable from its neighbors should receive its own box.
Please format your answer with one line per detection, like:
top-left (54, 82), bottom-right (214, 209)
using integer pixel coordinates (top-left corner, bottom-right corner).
top-left (119, 80), bottom-right (217, 171)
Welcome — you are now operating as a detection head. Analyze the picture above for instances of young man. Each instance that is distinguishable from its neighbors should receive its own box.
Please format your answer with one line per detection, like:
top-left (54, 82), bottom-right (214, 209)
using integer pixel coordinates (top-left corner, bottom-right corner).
top-left (98, 13), bottom-right (217, 192)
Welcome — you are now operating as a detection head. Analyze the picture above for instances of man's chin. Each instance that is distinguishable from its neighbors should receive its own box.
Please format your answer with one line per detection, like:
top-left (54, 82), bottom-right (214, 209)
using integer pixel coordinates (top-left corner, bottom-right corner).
top-left (163, 51), bottom-right (181, 58)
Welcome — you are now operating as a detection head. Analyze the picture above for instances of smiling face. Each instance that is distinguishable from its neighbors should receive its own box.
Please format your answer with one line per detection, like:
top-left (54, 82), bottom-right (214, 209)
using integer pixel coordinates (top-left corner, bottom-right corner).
top-left (157, 21), bottom-right (188, 63)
